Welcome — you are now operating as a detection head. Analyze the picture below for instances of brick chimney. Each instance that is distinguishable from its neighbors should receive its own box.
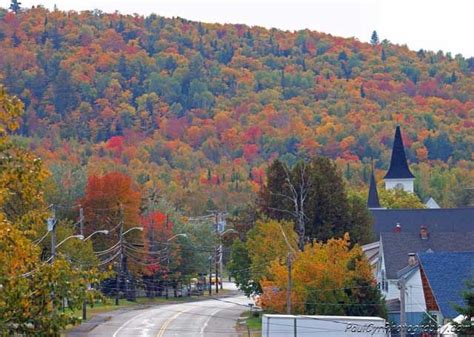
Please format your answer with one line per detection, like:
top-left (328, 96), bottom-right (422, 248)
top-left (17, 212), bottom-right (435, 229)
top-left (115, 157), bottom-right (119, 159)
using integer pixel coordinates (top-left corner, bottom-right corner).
top-left (408, 253), bottom-right (417, 266)
top-left (420, 226), bottom-right (429, 240)
top-left (394, 223), bottom-right (401, 233)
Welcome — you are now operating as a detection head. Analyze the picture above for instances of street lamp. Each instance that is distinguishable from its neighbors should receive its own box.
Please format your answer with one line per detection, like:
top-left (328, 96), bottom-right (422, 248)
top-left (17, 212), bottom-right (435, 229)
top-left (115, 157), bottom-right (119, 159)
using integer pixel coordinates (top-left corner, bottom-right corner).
top-left (122, 226), bottom-right (144, 236)
top-left (51, 234), bottom-right (84, 263)
top-left (84, 230), bottom-right (109, 241)
top-left (167, 233), bottom-right (187, 242)
top-left (55, 235), bottom-right (84, 249)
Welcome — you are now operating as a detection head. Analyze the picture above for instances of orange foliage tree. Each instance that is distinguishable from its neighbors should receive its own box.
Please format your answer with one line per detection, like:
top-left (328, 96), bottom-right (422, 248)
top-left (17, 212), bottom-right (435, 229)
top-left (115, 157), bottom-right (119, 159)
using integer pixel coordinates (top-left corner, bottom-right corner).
top-left (260, 234), bottom-right (386, 317)
top-left (80, 172), bottom-right (141, 250)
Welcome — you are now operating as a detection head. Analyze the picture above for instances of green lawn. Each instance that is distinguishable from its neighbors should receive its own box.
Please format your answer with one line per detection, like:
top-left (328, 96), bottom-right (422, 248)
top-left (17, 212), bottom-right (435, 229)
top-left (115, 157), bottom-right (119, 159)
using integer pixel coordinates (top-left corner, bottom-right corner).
top-left (238, 311), bottom-right (262, 337)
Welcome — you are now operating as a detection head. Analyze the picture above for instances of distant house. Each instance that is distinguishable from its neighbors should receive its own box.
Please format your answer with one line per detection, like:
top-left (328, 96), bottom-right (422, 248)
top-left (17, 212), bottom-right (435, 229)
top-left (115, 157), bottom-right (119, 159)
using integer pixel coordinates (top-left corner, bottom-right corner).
top-left (417, 251), bottom-right (474, 325)
top-left (425, 197), bottom-right (440, 209)
top-left (376, 230), bottom-right (474, 325)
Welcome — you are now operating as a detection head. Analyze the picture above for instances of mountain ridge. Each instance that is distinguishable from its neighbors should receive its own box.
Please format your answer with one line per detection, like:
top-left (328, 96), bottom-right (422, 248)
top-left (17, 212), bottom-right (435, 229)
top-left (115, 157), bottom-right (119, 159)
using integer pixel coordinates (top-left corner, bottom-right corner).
top-left (0, 6), bottom-right (472, 211)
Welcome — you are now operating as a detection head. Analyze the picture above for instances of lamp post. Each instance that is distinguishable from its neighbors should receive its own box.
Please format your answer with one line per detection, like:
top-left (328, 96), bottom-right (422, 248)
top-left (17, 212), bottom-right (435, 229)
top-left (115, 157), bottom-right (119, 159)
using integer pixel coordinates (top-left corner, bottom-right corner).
top-left (116, 226), bottom-right (143, 306)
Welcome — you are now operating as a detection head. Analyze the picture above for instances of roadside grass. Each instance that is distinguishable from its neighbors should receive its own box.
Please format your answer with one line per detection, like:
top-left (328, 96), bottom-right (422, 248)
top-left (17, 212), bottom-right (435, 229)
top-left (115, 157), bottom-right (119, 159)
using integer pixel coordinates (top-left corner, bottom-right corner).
top-left (237, 310), bottom-right (262, 337)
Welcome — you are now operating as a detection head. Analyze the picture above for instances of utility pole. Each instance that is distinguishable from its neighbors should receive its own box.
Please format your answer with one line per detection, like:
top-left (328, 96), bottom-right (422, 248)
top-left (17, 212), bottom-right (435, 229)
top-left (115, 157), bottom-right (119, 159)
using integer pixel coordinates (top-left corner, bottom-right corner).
top-left (115, 204), bottom-right (124, 306)
top-left (287, 253), bottom-right (292, 315)
top-left (277, 222), bottom-right (295, 315)
top-left (219, 245), bottom-right (224, 290)
top-left (215, 213), bottom-right (219, 294)
top-left (398, 277), bottom-right (406, 337)
top-left (47, 209), bottom-right (57, 263)
top-left (208, 256), bottom-right (212, 295)
top-left (79, 207), bottom-right (84, 237)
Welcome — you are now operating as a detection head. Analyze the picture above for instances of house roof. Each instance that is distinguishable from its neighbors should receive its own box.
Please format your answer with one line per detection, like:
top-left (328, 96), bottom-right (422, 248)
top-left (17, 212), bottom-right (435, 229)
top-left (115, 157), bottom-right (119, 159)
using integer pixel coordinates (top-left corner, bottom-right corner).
top-left (418, 252), bottom-right (474, 319)
top-left (380, 232), bottom-right (474, 279)
top-left (371, 208), bottom-right (474, 235)
top-left (384, 126), bottom-right (415, 179)
top-left (367, 171), bottom-right (381, 209)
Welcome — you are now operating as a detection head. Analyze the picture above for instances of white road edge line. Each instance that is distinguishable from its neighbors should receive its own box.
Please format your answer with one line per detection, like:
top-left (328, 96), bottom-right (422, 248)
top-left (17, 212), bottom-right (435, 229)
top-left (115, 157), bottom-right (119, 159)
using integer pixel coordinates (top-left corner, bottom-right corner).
top-left (200, 308), bottom-right (223, 337)
top-left (112, 310), bottom-right (151, 337)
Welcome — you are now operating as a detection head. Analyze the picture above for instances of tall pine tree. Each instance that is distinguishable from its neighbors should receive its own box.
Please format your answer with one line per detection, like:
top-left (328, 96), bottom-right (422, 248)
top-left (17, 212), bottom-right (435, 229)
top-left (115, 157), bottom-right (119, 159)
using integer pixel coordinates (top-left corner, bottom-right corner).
top-left (9, 0), bottom-right (21, 14)
top-left (370, 30), bottom-right (379, 46)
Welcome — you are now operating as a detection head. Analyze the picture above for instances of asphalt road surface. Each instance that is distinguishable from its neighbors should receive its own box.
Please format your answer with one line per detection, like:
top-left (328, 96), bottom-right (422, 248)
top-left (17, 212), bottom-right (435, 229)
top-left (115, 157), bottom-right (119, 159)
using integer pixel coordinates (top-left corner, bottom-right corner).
top-left (83, 285), bottom-right (252, 337)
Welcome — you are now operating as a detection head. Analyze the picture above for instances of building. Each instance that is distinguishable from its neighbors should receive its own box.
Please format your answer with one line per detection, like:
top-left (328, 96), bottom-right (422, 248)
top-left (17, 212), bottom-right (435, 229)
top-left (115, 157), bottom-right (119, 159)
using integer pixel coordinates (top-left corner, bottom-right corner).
top-left (417, 251), bottom-right (474, 325)
top-left (391, 251), bottom-right (474, 328)
top-left (383, 126), bottom-right (415, 193)
top-left (376, 230), bottom-right (474, 325)
top-left (361, 126), bottom-right (474, 327)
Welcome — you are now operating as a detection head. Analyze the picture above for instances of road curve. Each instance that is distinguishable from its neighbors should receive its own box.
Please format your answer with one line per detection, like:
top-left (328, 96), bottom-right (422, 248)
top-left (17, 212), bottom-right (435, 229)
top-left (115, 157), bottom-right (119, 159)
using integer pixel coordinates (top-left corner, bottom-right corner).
top-left (83, 294), bottom-right (252, 337)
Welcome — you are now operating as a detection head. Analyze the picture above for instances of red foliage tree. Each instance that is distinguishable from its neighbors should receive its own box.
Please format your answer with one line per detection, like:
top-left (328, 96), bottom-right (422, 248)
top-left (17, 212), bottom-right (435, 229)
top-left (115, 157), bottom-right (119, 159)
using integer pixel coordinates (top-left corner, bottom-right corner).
top-left (80, 172), bottom-right (141, 250)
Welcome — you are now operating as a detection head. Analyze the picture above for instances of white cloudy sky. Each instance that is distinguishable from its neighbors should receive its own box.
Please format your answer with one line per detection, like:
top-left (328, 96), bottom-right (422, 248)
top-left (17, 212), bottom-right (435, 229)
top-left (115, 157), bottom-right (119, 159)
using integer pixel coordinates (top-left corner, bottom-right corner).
top-left (1, 0), bottom-right (473, 57)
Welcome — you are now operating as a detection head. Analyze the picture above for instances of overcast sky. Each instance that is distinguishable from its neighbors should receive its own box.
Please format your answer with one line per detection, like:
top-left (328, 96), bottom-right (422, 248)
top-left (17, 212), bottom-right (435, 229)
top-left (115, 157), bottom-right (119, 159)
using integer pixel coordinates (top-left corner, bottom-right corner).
top-left (1, 0), bottom-right (473, 57)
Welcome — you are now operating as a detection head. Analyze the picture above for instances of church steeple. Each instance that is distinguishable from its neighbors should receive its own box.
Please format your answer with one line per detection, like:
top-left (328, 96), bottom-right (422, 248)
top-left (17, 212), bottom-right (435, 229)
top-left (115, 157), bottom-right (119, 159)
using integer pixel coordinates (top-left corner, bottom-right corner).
top-left (384, 126), bottom-right (414, 179)
top-left (384, 126), bottom-right (415, 192)
top-left (367, 170), bottom-right (381, 209)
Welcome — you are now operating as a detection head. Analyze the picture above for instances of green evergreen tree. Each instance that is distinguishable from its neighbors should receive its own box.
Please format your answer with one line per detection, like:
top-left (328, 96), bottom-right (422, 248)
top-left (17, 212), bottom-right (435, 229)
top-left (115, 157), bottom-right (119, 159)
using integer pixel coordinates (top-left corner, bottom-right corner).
top-left (258, 159), bottom-right (291, 221)
top-left (307, 157), bottom-right (351, 242)
top-left (259, 158), bottom-right (372, 245)
top-left (370, 30), bottom-right (379, 46)
top-left (453, 277), bottom-right (474, 336)
top-left (360, 84), bottom-right (366, 98)
top-left (9, 0), bottom-right (21, 13)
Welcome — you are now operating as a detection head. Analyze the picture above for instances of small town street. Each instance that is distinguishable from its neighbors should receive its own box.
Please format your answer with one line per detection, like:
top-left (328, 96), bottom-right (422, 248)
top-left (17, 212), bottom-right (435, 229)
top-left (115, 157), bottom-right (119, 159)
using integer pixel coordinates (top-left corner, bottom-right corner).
top-left (70, 283), bottom-right (253, 337)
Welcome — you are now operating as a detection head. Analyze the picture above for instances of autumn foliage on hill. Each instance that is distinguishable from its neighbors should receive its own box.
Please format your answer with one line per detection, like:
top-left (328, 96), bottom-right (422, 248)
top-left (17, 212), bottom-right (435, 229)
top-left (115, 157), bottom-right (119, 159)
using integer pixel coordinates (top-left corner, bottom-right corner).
top-left (0, 7), bottom-right (472, 211)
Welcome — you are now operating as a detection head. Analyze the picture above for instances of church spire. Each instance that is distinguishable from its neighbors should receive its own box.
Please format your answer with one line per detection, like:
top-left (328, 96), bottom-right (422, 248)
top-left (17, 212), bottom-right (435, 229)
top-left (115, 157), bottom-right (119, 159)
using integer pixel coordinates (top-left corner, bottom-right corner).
top-left (384, 126), bottom-right (414, 179)
top-left (367, 169), bottom-right (381, 209)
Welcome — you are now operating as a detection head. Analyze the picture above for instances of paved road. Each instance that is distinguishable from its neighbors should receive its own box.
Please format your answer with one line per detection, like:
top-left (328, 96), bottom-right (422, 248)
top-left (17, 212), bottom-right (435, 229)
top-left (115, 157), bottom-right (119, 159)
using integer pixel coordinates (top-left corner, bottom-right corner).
top-left (80, 285), bottom-right (252, 337)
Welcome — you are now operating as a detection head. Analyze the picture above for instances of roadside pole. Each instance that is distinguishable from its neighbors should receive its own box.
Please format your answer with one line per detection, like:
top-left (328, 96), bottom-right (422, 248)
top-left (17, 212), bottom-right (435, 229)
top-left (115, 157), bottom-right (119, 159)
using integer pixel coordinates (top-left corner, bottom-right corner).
top-left (80, 207), bottom-right (86, 320)
top-left (215, 213), bottom-right (219, 294)
top-left (398, 278), bottom-right (406, 337)
top-left (48, 210), bottom-right (57, 263)
top-left (115, 204), bottom-right (124, 306)
top-left (209, 256), bottom-right (212, 295)
top-left (286, 253), bottom-right (292, 315)
top-left (219, 244), bottom-right (223, 290)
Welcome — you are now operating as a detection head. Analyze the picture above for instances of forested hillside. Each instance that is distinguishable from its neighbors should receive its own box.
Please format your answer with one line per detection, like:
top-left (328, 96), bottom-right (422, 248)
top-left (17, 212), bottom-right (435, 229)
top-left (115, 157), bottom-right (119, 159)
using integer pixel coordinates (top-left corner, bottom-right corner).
top-left (0, 6), bottom-right (473, 212)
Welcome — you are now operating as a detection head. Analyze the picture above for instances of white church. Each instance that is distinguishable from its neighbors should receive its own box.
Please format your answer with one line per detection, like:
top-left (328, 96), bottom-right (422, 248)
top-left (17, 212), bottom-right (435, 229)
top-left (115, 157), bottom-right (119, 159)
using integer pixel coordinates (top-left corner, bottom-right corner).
top-left (363, 126), bottom-right (474, 327)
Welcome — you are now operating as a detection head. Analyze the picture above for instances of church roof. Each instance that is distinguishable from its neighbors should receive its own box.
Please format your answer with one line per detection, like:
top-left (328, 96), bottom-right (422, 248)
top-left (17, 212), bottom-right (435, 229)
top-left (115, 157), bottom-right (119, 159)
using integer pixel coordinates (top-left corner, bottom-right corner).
top-left (371, 207), bottom-right (474, 235)
top-left (367, 171), bottom-right (381, 208)
top-left (384, 126), bottom-right (415, 179)
top-left (380, 231), bottom-right (474, 279)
